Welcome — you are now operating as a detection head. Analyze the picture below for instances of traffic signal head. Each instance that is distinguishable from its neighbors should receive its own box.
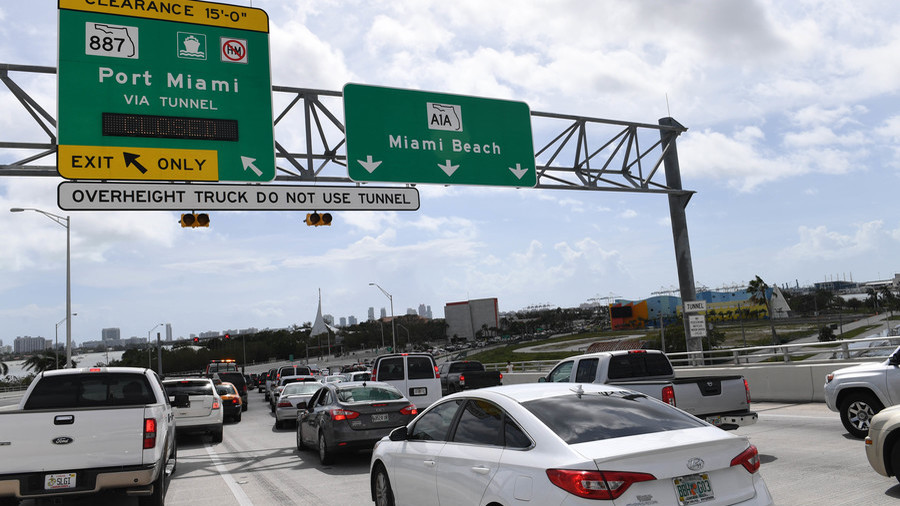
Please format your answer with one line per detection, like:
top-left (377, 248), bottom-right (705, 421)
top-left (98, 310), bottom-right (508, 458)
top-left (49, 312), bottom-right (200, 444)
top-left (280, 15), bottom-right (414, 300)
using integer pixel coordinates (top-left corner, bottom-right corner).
top-left (305, 212), bottom-right (332, 227)
top-left (180, 213), bottom-right (210, 228)
top-left (192, 337), bottom-right (199, 343)
top-left (224, 333), bottom-right (231, 340)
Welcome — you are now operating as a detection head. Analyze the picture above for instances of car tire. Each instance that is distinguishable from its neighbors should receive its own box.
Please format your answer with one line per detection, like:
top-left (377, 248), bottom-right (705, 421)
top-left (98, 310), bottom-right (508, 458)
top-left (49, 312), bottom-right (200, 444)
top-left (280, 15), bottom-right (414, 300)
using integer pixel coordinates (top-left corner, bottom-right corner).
top-left (270, 403), bottom-right (275, 413)
top-left (891, 441), bottom-right (900, 484)
top-left (318, 432), bottom-right (334, 465)
top-left (840, 392), bottom-right (883, 438)
top-left (234, 411), bottom-right (242, 423)
top-left (211, 426), bottom-right (224, 444)
top-left (275, 419), bottom-right (283, 430)
top-left (373, 464), bottom-right (395, 506)
top-left (242, 402), bottom-right (248, 412)
top-left (138, 461), bottom-right (167, 506)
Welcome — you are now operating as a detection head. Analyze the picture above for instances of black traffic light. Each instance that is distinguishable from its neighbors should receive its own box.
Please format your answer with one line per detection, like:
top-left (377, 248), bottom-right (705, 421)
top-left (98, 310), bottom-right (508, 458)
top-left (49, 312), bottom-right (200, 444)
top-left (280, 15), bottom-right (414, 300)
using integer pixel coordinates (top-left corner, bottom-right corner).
top-left (180, 213), bottom-right (210, 228)
top-left (305, 212), bottom-right (332, 227)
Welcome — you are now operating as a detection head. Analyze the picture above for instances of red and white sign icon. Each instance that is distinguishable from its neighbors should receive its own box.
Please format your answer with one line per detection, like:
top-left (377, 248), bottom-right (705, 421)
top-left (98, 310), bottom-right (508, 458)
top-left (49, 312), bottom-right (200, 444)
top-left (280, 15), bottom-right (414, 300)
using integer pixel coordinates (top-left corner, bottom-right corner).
top-left (220, 37), bottom-right (248, 63)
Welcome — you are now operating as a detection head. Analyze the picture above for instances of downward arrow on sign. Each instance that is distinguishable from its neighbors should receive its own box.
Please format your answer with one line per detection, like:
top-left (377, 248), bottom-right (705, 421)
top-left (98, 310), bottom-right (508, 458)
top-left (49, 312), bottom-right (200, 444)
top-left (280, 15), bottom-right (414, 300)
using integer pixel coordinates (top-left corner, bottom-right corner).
top-left (509, 163), bottom-right (529, 180)
top-left (358, 155), bottom-right (382, 173)
top-left (438, 160), bottom-right (459, 177)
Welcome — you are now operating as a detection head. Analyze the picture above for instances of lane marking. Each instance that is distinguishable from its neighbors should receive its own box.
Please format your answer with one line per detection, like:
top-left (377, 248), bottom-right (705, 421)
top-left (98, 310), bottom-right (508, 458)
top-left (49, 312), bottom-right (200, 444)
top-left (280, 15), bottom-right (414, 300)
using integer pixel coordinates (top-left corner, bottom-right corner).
top-left (205, 443), bottom-right (254, 506)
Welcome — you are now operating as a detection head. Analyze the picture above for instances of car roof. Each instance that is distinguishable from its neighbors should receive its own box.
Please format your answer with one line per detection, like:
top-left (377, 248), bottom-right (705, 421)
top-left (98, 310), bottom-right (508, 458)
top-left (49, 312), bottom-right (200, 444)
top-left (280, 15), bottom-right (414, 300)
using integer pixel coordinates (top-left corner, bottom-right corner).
top-left (451, 382), bottom-right (635, 404)
top-left (163, 377), bottom-right (213, 384)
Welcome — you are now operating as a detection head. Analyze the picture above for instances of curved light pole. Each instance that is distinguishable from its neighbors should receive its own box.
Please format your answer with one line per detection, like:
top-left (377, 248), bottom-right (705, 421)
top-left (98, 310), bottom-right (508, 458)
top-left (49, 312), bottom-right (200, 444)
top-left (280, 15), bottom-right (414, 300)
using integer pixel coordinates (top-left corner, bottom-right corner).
top-left (11, 208), bottom-right (73, 368)
top-left (369, 283), bottom-right (396, 352)
top-left (54, 313), bottom-right (77, 370)
top-left (148, 323), bottom-right (164, 369)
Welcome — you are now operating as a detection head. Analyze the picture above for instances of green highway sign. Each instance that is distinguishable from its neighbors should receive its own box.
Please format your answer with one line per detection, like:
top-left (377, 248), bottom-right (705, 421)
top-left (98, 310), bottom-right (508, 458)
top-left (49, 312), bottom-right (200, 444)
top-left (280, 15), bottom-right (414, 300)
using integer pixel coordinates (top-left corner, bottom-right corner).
top-left (57, 0), bottom-right (274, 182)
top-left (344, 84), bottom-right (536, 187)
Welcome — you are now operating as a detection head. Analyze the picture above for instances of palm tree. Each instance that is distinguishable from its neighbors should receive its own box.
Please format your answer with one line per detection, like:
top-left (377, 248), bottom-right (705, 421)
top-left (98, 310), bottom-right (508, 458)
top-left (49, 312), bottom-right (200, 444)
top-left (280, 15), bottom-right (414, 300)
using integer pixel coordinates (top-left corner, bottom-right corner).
top-left (23, 350), bottom-right (60, 373)
top-left (866, 287), bottom-right (881, 313)
top-left (748, 275), bottom-right (778, 345)
top-left (0, 360), bottom-right (8, 376)
top-left (880, 286), bottom-right (897, 316)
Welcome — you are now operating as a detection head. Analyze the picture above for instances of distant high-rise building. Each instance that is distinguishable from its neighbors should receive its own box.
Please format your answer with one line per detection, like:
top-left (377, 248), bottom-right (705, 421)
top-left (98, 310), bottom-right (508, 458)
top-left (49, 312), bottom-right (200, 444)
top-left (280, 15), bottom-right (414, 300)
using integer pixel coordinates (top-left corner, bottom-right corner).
top-left (165, 323), bottom-right (173, 342)
top-left (368, 307), bottom-right (375, 321)
top-left (14, 336), bottom-right (49, 353)
top-left (348, 315), bottom-right (358, 326)
top-left (101, 327), bottom-right (121, 342)
top-left (324, 314), bottom-right (334, 325)
top-left (426, 305), bottom-right (433, 319)
top-left (406, 308), bottom-right (417, 315)
top-left (339, 317), bottom-right (347, 327)
top-left (380, 307), bottom-right (387, 319)
top-left (418, 304), bottom-right (427, 317)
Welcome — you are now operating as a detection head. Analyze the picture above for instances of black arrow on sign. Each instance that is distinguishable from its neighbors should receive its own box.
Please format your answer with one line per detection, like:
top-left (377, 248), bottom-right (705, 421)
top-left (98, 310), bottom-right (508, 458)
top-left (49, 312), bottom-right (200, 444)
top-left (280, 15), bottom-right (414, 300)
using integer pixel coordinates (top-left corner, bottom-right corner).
top-left (123, 152), bottom-right (148, 174)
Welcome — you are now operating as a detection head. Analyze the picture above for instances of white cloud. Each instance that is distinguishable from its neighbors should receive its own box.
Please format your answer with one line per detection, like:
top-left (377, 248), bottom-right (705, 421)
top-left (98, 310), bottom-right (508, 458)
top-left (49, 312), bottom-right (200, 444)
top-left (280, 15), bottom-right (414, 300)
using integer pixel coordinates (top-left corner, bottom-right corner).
top-left (780, 221), bottom-right (887, 261)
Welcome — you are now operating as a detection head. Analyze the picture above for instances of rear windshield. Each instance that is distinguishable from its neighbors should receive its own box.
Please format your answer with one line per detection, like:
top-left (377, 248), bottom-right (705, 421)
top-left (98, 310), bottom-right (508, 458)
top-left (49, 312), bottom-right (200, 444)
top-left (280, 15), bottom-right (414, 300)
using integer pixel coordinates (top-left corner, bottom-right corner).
top-left (607, 353), bottom-right (674, 380)
top-left (24, 373), bottom-right (156, 410)
top-left (407, 357), bottom-right (435, 380)
top-left (164, 380), bottom-right (213, 396)
top-left (450, 362), bottom-right (484, 373)
top-left (216, 372), bottom-right (245, 386)
top-left (282, 382), bottom-right (322, 395)
top-left (336, 385), bottom-right (403, 403)
top-left (279, 366), bottom-right (311, 376)
top-left (522, 390), bottom-right (704, 444)
top-left (216, 384), bottom-right (237, 396)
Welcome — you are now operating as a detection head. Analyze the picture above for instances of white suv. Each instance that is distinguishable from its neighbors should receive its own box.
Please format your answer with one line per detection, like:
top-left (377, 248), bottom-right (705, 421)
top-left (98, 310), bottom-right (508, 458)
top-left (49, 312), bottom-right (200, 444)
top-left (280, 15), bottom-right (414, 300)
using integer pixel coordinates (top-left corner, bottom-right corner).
top-left (371, 353), bottom-right (441, 409)
top-left (163, 377), bottom-right (224, 442)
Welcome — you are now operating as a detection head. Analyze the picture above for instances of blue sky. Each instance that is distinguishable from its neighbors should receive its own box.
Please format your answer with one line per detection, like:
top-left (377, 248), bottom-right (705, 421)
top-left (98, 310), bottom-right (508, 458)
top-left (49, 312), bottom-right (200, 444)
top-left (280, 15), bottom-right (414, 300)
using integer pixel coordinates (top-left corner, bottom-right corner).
top-left (1, 0), bottom-right (899, 345)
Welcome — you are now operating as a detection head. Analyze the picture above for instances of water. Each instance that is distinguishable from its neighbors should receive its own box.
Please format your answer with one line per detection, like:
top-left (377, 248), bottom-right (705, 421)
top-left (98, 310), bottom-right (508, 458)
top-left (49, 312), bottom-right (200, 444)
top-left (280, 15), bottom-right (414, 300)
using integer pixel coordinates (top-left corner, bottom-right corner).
top-left (2, 350), bottom-right (126, 379)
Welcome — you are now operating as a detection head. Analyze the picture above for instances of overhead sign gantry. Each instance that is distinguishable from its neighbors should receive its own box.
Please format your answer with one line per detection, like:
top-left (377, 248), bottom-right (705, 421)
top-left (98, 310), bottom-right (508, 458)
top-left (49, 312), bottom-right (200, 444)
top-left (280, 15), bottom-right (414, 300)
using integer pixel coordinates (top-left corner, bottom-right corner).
top-left (56, 0), bottom-right (275, 182)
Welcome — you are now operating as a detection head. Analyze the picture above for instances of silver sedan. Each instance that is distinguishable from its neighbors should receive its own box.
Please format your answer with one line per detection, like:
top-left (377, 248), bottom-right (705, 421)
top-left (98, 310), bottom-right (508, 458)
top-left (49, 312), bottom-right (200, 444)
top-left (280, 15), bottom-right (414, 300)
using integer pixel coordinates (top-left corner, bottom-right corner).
top-left (274, 381), bottom-right (323, 429)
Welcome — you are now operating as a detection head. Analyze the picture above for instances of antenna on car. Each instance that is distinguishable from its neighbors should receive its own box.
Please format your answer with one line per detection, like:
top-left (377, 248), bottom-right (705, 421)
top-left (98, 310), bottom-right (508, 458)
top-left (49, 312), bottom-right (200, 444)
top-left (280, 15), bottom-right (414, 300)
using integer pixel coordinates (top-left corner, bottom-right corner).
top-left (570, 384), bottom-right (585, 399)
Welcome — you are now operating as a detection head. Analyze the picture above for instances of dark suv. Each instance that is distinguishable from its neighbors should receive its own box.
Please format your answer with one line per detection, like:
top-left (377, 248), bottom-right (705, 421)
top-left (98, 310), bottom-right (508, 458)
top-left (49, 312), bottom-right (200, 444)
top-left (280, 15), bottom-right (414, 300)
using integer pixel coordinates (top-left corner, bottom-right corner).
top-left (215, 372), bottom-right (249, 411)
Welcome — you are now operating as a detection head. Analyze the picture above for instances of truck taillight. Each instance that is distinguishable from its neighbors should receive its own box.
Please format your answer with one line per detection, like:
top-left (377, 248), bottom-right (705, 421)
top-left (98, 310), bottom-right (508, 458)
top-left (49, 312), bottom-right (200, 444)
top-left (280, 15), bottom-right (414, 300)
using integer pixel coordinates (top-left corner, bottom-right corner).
top-left (744, 378), bottom-right (751, 404)
top-left (662, 385), bottom-right (676, 406)
top-left (143, 418), bottom-right (157, 449)
top-left (459, 374), bottom-right (465, 386)
top-left (434, 365), bottom-right (440, 378)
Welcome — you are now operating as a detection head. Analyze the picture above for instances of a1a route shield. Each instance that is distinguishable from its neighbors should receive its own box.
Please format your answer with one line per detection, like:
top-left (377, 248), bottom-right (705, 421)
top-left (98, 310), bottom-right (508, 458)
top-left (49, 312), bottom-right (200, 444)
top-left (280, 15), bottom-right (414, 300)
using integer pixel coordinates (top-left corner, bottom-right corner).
top-left (57, 0), bottom-right (274, 182)
top-left (344, 84), bottom-right (536, 187)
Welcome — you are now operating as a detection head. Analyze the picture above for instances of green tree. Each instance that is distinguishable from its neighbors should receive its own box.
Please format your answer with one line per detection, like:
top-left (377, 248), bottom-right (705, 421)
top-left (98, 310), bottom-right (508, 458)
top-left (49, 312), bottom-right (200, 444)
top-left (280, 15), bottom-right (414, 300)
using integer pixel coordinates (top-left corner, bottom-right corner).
top-left (748, 275), bottom-right (779, 345)
top-left (880, 286), bottom-right (897, 316)
top-left (0, 360), bottom-right (7, 376)
top-left (818, 326), bottom-right (836, 342)
top-left (23, 350), bottom-right (66, 373)
top-left (866, 287), bottom-right (882, 313)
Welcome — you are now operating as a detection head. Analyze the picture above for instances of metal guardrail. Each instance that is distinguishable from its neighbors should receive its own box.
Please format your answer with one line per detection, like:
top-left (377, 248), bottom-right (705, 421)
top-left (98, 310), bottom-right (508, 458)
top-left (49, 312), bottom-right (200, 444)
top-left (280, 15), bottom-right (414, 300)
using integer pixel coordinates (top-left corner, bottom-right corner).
top-left (484, 335), bottom-right (900, 373)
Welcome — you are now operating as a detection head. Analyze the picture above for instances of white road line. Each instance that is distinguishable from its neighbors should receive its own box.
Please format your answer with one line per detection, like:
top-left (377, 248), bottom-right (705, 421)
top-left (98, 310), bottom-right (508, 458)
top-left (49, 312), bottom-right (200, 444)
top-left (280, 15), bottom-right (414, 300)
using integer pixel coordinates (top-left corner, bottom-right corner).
top-left (205, 444), bottom-right (254, 506)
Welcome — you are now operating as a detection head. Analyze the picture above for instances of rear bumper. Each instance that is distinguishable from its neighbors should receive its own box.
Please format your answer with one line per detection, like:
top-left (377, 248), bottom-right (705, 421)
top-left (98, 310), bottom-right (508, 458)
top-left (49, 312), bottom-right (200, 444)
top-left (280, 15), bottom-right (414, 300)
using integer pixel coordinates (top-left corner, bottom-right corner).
top-left (704, 410), bottom-right (758, 430)
top-left (0, 464), bottom-right (157, 499)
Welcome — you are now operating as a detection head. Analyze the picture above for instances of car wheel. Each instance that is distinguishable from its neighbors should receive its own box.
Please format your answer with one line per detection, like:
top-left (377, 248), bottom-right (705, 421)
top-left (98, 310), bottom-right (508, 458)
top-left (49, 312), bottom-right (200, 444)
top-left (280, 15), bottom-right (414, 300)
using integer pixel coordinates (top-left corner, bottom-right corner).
top-left (211, 426), bottom-right (223, 444)
top-left (840, 392), bottom-right (883, 438)
top-left (373, 464), bottom-right (395, 506)
top-left (242, 402), bottom-right (248, 412)
top-left (234, 411), bottom-right (242, 423)
top-left (275, 419), bottom-right (283, 430)
top-left (891, 441), bottom-right (900, 484)
top-left (318, 432), bottom-right (334, 465)
top-left (138, 461), bottom-right (167, 506)
top-left (270, 403), bottom-right (275, 413)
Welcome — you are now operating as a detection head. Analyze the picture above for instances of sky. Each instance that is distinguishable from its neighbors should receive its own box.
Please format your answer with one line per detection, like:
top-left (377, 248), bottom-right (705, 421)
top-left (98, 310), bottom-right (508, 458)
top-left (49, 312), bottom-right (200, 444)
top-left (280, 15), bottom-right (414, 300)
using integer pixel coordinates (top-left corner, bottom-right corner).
top-left (1, 0), bottom-right (899, 345)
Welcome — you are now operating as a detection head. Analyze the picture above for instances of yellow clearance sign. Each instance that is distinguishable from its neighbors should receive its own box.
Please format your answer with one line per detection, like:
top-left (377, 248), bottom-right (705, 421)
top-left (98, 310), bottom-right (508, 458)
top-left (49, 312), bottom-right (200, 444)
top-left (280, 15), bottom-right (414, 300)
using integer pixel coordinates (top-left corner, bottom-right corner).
top-left (58, 0), bottom-right (269, 32)
top-left (58, 145), bottom-right (219, 181)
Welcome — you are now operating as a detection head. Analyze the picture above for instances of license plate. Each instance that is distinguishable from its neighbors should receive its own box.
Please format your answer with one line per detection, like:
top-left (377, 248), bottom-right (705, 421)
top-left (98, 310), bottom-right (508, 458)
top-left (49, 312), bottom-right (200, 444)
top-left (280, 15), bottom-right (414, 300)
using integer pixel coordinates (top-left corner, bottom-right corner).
top-left (411, 387), bottom-right (426, 396)
top-left (673, 473), bottom-right (714, 505)
top-left (706, 416), bottom-right (722, 426)
top-left (372, 414), bottom-right (389, 423)
top-left (45, 473), bottom-right (77, 490)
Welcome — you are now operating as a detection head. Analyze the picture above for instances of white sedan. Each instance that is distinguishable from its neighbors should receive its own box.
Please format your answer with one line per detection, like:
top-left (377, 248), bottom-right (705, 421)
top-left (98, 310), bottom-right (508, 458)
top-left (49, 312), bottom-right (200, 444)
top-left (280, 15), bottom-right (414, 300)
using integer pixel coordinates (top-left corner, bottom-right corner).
top-left (370, 383), bottom-right (773, 506)
top-left (865, 403), bottom-right (900, 482)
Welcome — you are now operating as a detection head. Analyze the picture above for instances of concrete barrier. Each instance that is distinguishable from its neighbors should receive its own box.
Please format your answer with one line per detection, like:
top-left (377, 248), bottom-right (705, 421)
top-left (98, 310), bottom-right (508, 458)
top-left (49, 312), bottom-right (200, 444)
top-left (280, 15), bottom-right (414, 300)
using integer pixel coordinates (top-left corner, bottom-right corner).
top-left (500, 362), bottom-right (865, 403)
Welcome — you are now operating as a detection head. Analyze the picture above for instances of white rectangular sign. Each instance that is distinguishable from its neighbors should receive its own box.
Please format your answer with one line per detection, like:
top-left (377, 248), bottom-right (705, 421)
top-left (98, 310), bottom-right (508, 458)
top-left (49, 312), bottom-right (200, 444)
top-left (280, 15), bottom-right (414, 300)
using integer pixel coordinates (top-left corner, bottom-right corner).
top-left (58, 182), bottom-right (420, 211)
top-left (688, 315), bottom-right (707, 338)
top-left (684, 300), bottom-right (707, 313)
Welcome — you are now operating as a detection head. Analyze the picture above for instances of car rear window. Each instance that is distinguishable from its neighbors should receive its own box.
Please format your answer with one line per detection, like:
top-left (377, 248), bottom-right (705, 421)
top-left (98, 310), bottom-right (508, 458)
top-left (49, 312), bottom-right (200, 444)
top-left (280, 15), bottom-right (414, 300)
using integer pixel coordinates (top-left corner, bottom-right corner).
top-left (377, 357), bottom-right (404, 381)
top-left (521, 390), bottom-right (705, 444)
top-left (164, 380), bottom-right (213, 396)
top-left (24, 373), bottom-right (156, 410)
top-left (282, 382), bottom-right (322, 395)
top-left (336, 385), bottom-right (403, 403)
top-left (607, 353), bottom-right (674, 380)
top-left (407, 356), bottom-right (435, 380)
top-left (216, 384), bottom-right (237, 396)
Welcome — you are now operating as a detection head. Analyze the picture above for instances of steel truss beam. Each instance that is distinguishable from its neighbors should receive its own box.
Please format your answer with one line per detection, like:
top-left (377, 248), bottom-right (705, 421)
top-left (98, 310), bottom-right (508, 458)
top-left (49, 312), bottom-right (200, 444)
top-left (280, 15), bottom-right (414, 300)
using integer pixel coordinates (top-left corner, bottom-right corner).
top-left (0, 63), bottom-right (691, 196)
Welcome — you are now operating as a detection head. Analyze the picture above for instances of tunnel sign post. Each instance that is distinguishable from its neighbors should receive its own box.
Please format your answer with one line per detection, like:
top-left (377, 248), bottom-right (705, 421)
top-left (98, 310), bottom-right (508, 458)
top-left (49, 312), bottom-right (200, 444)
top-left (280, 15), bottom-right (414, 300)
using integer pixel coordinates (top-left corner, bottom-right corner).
top-left (344, 84), bottom-right (536, 187)
top-left (57, 0), bottom-right (274, 182)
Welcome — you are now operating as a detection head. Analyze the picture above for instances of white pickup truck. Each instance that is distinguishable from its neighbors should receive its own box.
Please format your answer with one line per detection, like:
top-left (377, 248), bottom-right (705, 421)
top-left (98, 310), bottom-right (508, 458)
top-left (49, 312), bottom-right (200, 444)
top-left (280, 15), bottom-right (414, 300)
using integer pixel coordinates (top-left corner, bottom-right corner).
top-left (540, 349), bottom-right (757, 429)
top-left (0, 367), bottom-right (177, 505)
top-left (824, 346), bottom-right (900, 438)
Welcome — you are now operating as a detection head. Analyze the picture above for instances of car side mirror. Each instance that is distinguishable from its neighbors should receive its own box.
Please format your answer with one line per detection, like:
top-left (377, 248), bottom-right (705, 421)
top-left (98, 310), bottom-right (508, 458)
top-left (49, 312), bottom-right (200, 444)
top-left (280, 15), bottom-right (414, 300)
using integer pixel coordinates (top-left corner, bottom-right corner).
top-left (537, 376), bottom-right (547, 383)
top-left (296, 401), bottom-right (307, 410)
top-left (890, 354), bottom-right (900, 366)
top-left (173, 393), bottom-right (190, 408)
top-left (389, 426), bottom-right (408, 442)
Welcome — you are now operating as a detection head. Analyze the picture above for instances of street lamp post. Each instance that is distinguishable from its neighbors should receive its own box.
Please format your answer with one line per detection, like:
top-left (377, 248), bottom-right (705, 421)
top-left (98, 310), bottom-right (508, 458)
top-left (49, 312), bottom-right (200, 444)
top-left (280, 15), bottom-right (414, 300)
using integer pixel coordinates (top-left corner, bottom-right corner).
top-left (11, 208), bottom-right (73, 368)
top-left (369, 283), bottom-right (396, 351)
top-left (397, 323), bottom-right (410, 351)
top-left (148, 323), bottom-right (163, 370)
top-left (54, 313), bottom-right (77, 370)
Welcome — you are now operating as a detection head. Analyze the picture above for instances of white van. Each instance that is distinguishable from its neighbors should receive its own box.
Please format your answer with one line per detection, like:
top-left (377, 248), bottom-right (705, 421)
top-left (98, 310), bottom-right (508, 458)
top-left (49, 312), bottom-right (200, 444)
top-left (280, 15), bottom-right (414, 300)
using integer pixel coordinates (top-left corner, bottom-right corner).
top-left (371, 353), bottom-right (441, 409)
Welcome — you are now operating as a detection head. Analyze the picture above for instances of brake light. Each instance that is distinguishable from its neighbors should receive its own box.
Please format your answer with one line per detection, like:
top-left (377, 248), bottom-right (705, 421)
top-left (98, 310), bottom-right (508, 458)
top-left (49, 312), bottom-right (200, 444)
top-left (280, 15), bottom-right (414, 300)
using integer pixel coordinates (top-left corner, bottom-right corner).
top-left (330, 409), bottom-right (360, 421)
top-left (400, 404), bottom-right (417, 416)
top-left (277, 400), bottom-right (292, 408)
top-left (744, 378), bottom-right (751, 405)
top-left (371, 368), bottom-right (377, 379)
top-left (546, 469), bottom-right (655, 500)
top-left (730, 444), bottom-right (760, 474)
top-left (89, 367), bottom-right (102, 372)
top-left (143, 418), bottom-right (157, 450)
top-left (213, 400), bottom-right (221, 409)
top-left (434, 365), bottom-right (440, 378)
top-left (662, 385), bottom-right (676, 406)
top-left (459, 374), bottom-right (465, 386)
top-left (627, 350), bottom-right (647, 354)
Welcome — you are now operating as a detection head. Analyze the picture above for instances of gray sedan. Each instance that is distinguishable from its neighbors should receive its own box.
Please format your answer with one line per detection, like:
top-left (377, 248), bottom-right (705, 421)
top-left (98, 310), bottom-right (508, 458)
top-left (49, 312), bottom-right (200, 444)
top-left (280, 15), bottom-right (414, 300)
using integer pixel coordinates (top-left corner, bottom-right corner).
top-left (296, 381), bottom-right (417, 465)
top-left (274, 381), bottom-right (323, 429)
